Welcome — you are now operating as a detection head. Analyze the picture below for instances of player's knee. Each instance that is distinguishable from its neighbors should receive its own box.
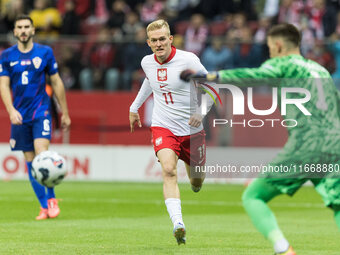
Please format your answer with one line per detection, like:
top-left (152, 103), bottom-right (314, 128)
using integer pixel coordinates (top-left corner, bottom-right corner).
top-left (241, 186), bottom-right (259, 207)
top-left (162, 164), bottom-right (177, 178)
top-left (241, 188), bottom-right (252, 205)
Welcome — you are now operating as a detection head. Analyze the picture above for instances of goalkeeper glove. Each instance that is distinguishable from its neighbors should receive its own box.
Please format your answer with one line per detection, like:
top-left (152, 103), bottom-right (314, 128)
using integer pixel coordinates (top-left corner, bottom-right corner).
top-left (180, 69), bottom-right (219, 82)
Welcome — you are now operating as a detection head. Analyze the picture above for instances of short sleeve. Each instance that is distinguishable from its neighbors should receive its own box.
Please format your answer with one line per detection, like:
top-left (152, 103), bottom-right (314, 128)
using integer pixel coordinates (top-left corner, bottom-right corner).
top-left (46, 47), bottom-right (58, 75)
top-left (188, 53), bottom-right (208, 74)
top-left (0, 54), bottom-right (9, 77)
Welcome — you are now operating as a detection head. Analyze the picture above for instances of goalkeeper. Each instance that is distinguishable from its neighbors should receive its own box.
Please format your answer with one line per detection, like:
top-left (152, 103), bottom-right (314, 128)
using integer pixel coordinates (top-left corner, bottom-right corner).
top-left (180, 23), bottom-right (340, 255)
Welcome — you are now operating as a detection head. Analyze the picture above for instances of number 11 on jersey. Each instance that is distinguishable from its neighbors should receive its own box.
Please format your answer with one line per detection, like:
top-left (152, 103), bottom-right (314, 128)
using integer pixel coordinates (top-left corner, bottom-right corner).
top-left (163, 92), bottom-right (174, 104)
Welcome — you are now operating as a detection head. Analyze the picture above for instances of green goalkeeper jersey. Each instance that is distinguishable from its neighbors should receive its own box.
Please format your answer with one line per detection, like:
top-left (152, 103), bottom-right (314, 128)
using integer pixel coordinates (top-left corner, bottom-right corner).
top-left (218, 54), bottom-right (340, 136)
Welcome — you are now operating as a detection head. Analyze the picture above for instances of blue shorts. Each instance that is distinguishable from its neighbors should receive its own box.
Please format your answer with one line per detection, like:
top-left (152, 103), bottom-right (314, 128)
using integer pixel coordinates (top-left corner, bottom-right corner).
top-left (10, 116), bottom-right (52, 151)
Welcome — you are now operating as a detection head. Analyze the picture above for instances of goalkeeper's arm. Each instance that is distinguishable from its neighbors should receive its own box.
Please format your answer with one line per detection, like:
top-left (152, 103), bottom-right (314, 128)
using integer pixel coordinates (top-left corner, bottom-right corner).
top-left (180, 59), bottom-right (282, 84)
top-left (180, 69), bottom-right (219, 82)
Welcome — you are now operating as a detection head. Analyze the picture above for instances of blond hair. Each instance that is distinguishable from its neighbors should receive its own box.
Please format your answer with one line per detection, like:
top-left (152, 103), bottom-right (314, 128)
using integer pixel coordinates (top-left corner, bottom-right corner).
top-left (146, 19), bottom-right (171, 37)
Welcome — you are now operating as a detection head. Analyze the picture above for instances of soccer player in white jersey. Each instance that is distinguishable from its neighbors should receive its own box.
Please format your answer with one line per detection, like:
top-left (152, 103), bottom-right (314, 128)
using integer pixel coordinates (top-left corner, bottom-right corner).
top-left (129, 19), bottom-right (209, 245)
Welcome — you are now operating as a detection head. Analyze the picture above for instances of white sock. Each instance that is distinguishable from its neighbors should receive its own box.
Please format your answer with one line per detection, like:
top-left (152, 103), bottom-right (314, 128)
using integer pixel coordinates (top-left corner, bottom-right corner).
top-left (274, 238), bottom-right (290, 253)
top-left (165, 198), bottom-right (183, 225)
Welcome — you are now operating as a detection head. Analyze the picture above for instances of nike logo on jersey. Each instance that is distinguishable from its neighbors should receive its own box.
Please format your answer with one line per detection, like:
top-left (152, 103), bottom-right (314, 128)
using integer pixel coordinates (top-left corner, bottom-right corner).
top-left (42, 131), bottom-right (50, 136)
top-left (160, 84), bottom-right (168, 88)
top-left (10, 61), bottom-right (19, 66)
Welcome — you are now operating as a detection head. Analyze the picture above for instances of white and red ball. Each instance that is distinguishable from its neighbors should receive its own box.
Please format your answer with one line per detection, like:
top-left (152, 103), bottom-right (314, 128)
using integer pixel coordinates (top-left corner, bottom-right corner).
top-left (32, 151), bottom-right (67, 187)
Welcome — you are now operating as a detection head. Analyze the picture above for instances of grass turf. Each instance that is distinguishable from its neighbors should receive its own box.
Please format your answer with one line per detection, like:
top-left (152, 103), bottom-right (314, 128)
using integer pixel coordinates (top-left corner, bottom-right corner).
top-left (0, 181), bottom-right (339, 255)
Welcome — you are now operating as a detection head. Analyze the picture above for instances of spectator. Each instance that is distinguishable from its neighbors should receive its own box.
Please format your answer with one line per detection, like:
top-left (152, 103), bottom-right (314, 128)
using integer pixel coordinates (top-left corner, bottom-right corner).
top-left (184, 13), bottom-right (208, 56)
top-left (140, 0), bottom-right (164, 24)
top-left (122, 11), bottom-right (143, 41)
top-left (227, 12), bottom-right (248, 43)
top-left (172, 34), bottom-right (184, 49)
top-left (254, 16), bottom-right (271, 43)
top-left (197, 0), bottom-right (234, 20)
top-left (329, 32), bottom-right (340, 89)
top-left (233, 0), bottom-right (258, 20)
top-left (277, 0), bottom-right (304, 28)
top-left (121, 27), bottom-right (151, 90)
top-left (30, 0), bottom-right (62, 37)
top-left (1, 0), bottom-right (339, 92)
top-left (124, 0), bottom-right (145, 10)
top-left (57, 0), bottom-right (91, 19)
top-left (201, 36), bottom-right (233, 71)
top-left (261, 0), bottom-right (280, 18)
top-left (86, 0), bottom-right (109, 24)
top-left (335, 11), bottom-right (340, 36)
top-left (0, 0), bottom-right (26, 33)
top-left (165, 0), bottom-right (199, 21)
top-left (106, 0), bottom-right (130, 39)
top-left (232, 27), bottom-right (263, 68)
top-left (306, 39), bottom-right (334, 72)
top-left (60, 0), bottom-right (80, 35)
top-left (79, 27), bottom-right (119, 90)
top-left (107, 0), bottom-right (130, 29)
top-left (300, 14), bottom-right (315, 55)
top-left (58, 45), bottom-right (82, 89)
top-left (306, 0), bottom-right (337, 38)
top-left (222, 13), bottom-right (234, 29)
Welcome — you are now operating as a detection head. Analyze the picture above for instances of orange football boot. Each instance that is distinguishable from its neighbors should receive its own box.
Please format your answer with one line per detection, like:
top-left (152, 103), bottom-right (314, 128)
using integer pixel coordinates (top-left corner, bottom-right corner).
top-left (36, 207), bottom-right (48, 220)
top-left (276, 246), bottom-right (296, 255)
top-left (47, 198), bottom-right (60, 218)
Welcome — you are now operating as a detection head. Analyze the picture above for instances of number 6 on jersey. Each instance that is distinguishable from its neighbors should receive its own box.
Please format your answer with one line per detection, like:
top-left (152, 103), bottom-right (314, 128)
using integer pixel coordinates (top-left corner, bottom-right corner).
top-left (22, 71), bottom-right (28, 85)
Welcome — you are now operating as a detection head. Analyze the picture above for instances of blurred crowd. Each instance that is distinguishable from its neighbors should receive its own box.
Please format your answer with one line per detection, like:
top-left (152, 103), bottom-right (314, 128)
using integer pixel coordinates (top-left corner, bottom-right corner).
top-left (1, 0), bottom-right (340, 90)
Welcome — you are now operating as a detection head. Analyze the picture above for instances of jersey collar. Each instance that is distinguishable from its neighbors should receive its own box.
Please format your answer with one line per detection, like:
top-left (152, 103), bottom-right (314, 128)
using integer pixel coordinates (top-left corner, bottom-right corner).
top-left (154, 46), bottom-right (176, 65)
top-left (17, 42), bottom-right (35, 54)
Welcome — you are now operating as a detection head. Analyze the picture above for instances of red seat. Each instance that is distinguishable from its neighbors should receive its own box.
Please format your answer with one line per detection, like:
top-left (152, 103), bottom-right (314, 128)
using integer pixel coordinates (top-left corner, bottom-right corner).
top-left (174, 21), bottom-right (190, 35)
top-left (80, 22), bottom-right (104, 35)
top-left (248, 21), bottom-right (259, 33)
top-left (209, 21), bottom-right (229, 36)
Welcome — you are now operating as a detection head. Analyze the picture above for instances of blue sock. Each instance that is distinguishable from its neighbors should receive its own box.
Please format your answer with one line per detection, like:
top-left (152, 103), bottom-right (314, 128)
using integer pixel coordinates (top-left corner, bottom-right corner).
top-left (27, 161), bottom-right (48, 209)
top-left (47, 187), bottom-right (55, 200)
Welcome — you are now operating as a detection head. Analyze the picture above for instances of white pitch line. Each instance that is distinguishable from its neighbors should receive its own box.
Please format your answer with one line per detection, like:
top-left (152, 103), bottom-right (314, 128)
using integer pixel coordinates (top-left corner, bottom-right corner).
top-left (0, 197), bottom-right (325, 208)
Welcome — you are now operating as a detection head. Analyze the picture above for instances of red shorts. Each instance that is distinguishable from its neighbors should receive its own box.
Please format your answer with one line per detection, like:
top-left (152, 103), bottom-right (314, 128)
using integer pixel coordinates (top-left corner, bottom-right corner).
top-left (151, 127), bottom-right (206, 166)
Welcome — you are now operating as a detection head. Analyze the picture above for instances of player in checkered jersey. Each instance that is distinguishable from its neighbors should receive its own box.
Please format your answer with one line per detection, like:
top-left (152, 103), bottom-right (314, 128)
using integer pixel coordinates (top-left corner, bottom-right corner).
top-left (0, 15), bottom-right (71, 220)
top-left (129, 19), bottom-right (211, 245)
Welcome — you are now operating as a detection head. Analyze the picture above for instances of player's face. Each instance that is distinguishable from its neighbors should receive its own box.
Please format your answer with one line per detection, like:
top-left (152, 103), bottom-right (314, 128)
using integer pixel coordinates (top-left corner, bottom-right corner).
top-left (14, 19), bottom-right (35, 44)
top-left (147, 27), bottom-right (173, 62)
top-left (267, 36), bottom-right (281, 58)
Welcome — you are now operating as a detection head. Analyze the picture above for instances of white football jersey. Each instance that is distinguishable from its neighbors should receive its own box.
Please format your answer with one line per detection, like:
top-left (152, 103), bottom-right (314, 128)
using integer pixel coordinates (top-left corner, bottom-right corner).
top-left (130, 46), bottom-right (208, 136)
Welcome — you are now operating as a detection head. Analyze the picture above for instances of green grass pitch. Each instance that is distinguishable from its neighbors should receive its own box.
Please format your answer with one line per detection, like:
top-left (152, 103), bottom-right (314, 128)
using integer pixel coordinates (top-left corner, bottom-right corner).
top-left (0, 181), bottom-right (339, 255)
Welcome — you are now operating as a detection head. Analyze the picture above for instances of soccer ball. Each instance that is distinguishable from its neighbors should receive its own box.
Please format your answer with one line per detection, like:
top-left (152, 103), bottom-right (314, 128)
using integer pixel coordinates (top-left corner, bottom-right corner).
top-left (32, 151), bottom-right (67, 188)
